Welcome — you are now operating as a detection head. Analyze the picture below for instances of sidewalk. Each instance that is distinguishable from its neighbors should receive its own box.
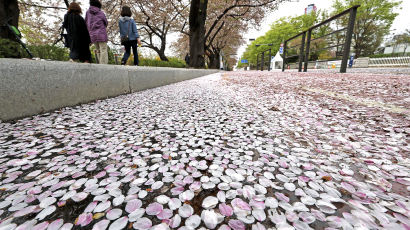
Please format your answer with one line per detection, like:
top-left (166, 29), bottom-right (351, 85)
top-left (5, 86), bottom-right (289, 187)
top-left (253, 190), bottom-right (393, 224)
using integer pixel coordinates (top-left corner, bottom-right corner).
top-left (0, 71), bottom-right (409, 229)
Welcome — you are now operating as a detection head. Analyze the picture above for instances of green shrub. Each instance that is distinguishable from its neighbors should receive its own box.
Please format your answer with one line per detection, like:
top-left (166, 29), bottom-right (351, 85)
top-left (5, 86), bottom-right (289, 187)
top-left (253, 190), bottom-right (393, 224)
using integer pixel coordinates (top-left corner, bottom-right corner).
top-left (1, 39), bottom-right (187, 68)
top-left (25, 44), bottom-right (70, 61)
top-left (126, 55), bottom-right (187, 68)
top-left (369, 53), bottom-right (410, 58)
top-left (0, 40), bottom-right (69, 60)
top-left (0, 38), bottom-right (24, 58)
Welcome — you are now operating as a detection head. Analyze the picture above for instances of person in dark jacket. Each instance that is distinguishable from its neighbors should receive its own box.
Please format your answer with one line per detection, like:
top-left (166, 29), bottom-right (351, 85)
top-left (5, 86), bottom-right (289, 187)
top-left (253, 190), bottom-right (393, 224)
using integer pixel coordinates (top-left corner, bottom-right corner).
top-left (119, 6), bottom-right (141, 66)
top-left (85, 0), bottom-right (108, 64)
top-left (63, 2), bottom-right (92, 63)
top-left (185, 53), bottom-right (190, 66)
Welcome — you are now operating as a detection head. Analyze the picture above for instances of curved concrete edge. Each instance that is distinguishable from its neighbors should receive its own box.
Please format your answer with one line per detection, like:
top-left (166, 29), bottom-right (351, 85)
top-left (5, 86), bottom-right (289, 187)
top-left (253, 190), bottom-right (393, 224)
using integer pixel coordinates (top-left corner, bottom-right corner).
top-left (0, 59), bottom-right (219, 121)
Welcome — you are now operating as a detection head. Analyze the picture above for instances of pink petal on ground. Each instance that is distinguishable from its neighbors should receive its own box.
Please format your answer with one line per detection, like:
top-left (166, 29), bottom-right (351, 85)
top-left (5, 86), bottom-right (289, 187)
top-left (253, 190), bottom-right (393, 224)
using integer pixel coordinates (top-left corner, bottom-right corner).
top-left (82, 213), bottom-right (93, 227)
top-left (60, 223), bottom-right (73, 230)
top-left (19, 182), bottom-right (36, 191)
top-left (76, 213), bottom-right (88, 226)
top-left (85, 201), bottom-right (98, 213)
top-left (94, 201), bottom-right (111, 213)
top-left (219, 224), bottom-right (231, 230)
top-left (250, 199), bottom-right (265, 209)
top-left (252, 223), bottom-right (266, 230)
top-left (146, 202), bottom-right (163, 215)
top-left (33, 221), bottom-right (49, 230)
top-left (231, 198), bottom-right (251, 211)
top-left (169, 214), bottom-right (182, 228)
top-left (94, 171), bottom-right (106, 179)
top-left (72, 171), bottom-right (86, 178)
top-left (171, 186), bottom-right (185, 195)
top-left (341, 182), bottom-right (356, 193)
top-left (253, 209), bottom-right (266, 222)
top-left (279, 160), bottom-right (288, 168)
top-left (125, 199), bottom-right (142, 213)
top-left (28, 186), bottom-right (42, 195)
top-left (298, 176), bottom-right (311, 183)
top-left (157, 209), bottom-right (173, 220)
top-left (92, 219), bottom-right (110, 230)
top-left (189, 181), bottom-right (201, 191)
top-left (396, 178), bottom-right (410, 186)
top-left (178, 204), bottom-right (194, 218)
top-left (134, 218), bottom-right (152, 229)
top-left (303, 163), bottom-right (314, 170)
top-left (228, 220), bottom-right (245, 230)
top-left (47, 219), bottom-right (64, 230)
top-left (108, 217), bottom-right (128, 230)
top-left (106, 209), bottom-right (122, 220)
top-left (275, 192), bottom-right (290, 202)
top-left (183, 176), bottom-right (194, 184)
top-left (14, 205), bottom-right (37, 217)
top-left (219, 203), bottom-right (233, 216)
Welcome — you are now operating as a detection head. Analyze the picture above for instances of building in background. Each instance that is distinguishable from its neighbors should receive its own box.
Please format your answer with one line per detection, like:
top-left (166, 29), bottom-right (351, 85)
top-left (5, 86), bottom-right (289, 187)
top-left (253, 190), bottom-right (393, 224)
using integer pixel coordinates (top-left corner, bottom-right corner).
top-left (305, 4), bottom-right (317, 15)
top-left (383, 43), bottom-right (410, 55)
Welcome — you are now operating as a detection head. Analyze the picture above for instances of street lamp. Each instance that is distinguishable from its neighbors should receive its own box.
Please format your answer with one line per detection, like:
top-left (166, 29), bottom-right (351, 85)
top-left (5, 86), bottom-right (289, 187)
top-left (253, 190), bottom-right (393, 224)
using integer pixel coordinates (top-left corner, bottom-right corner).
top-left (255, 44), bottom-right (273, 47)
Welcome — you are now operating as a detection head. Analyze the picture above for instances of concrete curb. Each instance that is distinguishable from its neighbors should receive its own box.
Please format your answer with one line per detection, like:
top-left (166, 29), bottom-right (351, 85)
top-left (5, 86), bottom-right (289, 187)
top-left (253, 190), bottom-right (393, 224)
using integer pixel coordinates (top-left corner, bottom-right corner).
top-left (0, 59), bottom-right (219, 121)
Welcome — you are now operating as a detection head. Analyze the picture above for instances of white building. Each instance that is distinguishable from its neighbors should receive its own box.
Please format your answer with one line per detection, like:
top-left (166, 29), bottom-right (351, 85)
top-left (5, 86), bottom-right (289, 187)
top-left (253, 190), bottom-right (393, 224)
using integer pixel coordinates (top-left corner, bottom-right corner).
top-left (384, 43), bottom-right (410, 54)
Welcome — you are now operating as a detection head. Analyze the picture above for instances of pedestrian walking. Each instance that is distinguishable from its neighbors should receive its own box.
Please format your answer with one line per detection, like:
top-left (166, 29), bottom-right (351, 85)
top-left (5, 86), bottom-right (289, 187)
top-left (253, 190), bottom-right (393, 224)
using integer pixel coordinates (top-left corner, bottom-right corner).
top-left (185, 53), bottom-right (190, 66)
top-left (63, 2), bottom-right (92, 63)
top-left (119, 6), bottom-right (141, 66)
top-left (85, 0), bottom-right (109, 64)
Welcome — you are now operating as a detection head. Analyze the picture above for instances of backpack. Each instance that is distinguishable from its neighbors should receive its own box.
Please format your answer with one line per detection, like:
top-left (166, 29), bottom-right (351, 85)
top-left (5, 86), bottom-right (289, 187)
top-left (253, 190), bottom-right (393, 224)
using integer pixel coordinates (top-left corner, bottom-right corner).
top-left (120, 21), bottom-right (131, 45)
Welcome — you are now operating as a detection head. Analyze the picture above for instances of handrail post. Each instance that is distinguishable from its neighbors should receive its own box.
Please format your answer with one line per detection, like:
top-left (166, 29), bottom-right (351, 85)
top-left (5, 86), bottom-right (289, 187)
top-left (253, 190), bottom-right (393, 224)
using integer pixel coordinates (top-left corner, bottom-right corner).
top-left (282, 41), bottom-right (287, 72)
top-left (341, 6), bottom-right (358, 73)
top-left (261, 51), bottom-right (265, 71)
top-left (304, 29), bottom-right (312, 72)
top-left (257, 53), bottom-right (259, 71)
top-left (298, 32), bottom-right (306, 72)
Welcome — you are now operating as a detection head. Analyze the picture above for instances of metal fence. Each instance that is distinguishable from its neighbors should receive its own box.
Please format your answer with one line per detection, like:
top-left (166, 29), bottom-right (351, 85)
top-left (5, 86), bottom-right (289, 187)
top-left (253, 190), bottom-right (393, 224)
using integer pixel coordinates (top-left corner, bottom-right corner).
top-left (369, 56), bottom-right (410, 67)
top-left (256, 48), bottom-right (272, 71)
top-left (282, 5), bottom-right (360, 73)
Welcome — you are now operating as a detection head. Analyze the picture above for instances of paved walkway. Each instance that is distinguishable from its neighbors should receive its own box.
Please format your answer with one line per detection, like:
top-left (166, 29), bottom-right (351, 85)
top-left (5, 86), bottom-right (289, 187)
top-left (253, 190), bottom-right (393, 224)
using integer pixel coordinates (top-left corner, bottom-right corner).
top-left (0, 71), bottom-right (409, 230)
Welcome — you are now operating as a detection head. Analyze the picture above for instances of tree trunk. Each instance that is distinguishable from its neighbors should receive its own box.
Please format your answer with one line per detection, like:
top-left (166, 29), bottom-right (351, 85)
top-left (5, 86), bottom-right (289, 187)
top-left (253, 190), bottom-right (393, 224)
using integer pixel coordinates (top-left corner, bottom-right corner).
top-left (158, 50), bottom-right (169, 62)
top-left (208, 51), bottom-right (220, 69)
top-left (0, 0), bottom-right (19, 41)
top-left (159, 39), bottom-right (169, 61)
top-left (189, 0), bottom-right (208, 68)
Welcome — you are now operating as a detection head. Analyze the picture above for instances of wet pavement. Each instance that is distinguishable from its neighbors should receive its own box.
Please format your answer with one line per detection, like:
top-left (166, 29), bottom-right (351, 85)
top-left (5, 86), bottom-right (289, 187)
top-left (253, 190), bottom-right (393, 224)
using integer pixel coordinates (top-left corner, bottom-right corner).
top-left (0, 70), bottom-right (409, 230)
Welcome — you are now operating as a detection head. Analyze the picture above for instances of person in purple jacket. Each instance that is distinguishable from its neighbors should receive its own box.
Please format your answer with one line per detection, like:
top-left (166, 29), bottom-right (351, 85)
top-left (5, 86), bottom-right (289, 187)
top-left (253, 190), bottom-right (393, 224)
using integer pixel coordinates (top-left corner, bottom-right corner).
top-left (85, 0), bottom-right (108, 64)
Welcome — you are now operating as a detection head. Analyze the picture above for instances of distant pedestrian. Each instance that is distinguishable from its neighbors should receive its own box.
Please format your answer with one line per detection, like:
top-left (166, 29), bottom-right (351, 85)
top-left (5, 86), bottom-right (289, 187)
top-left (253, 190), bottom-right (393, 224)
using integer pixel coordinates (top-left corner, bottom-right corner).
top-left (63, 2), bottom-right (92, 63)
top-left (85, 0), bottom-right (108, 64)
top-left (185, 53), bottom-right (190, 66)
top-left (119, 6), bottom-right (141, 66)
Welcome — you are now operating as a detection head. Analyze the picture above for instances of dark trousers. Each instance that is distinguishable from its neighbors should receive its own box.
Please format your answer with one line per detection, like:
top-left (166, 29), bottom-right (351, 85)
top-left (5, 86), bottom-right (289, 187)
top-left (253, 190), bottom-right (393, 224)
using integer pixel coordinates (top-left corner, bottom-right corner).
top-left (121, 40), bottom-right (139, 66)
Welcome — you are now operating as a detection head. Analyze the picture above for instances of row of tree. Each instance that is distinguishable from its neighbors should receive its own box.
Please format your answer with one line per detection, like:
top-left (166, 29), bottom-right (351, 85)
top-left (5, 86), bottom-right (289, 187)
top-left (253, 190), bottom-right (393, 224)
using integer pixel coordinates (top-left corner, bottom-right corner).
top-left (238, 0), bottom-right (403, 68)
top-left (0, 0), bottom-right (287, 69)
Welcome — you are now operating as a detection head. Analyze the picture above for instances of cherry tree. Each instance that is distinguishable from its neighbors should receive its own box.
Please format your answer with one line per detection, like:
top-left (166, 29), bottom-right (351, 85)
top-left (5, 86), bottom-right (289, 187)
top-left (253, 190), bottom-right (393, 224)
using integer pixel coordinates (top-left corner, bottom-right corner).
top-left (188, 0), bottom-right (286, 68)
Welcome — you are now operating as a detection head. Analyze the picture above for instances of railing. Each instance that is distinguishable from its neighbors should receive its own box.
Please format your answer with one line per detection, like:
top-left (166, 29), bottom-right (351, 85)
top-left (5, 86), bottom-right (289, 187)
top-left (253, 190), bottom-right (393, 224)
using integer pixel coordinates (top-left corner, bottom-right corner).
top-left (282, 5), bottom-right (360, 73)
top-left (369, 56), bottom-right (410, 67)
top-left (256, 48), bottom-right (272, 71)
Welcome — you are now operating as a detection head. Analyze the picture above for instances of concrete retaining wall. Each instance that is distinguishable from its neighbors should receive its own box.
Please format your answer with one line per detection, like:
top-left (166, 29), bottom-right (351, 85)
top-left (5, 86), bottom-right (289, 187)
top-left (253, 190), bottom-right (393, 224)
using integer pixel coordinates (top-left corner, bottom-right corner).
top-left (353, 57), bottom-right (370, 68)
top-left (0, 59), bottom-right (219, 121)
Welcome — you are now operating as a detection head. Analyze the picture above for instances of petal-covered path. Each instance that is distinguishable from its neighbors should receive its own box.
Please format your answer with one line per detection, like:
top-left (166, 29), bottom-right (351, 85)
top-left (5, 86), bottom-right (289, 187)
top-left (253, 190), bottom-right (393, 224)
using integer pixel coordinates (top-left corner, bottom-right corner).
top-left (0, 71), bottom-right (409, 230)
